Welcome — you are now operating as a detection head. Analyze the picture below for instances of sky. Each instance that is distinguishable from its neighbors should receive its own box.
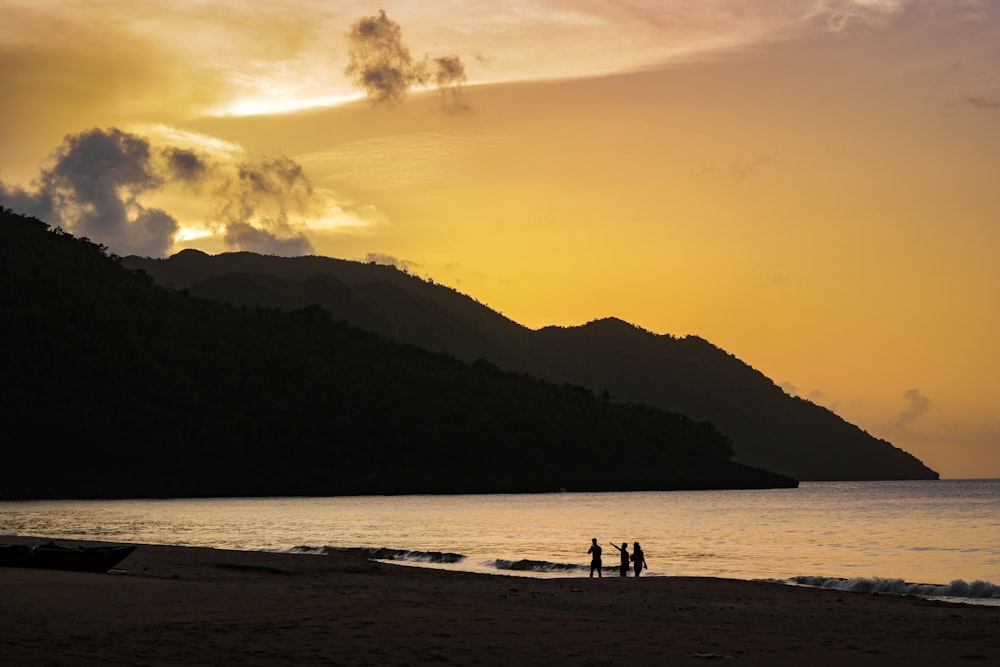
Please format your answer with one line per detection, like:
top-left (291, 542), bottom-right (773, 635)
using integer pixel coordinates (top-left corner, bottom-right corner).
top-left (2, 0), bottom-right (999, 478)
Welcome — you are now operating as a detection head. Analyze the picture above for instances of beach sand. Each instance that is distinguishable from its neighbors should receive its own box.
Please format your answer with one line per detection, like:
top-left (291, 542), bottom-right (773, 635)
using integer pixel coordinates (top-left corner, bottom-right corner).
top-left (1, 536), bottom-right (996, 666)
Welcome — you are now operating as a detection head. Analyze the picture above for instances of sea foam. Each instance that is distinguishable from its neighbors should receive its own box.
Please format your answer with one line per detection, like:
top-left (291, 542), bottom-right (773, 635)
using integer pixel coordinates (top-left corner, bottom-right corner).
top-left (290, 545), bottom-right (466, 564)
top-left (789, 575), bottom-right (1000, 602)
top-left (491, 558), bottom-right (583, 573)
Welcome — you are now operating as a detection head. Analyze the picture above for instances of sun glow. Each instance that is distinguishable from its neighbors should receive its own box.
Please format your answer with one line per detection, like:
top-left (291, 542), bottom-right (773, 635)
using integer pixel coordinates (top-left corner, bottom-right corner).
top-left (174, 226), bottom-right (214, 242)
top-left (211, 93), bottom-right (365, 118)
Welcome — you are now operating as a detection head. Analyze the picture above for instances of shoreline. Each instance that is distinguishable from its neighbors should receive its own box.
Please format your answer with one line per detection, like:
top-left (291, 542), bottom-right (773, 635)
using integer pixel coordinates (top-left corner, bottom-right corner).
top-left (1, 537), bottom-right (998, 665)
top-left (10, 532), bottom-right (1000, 605)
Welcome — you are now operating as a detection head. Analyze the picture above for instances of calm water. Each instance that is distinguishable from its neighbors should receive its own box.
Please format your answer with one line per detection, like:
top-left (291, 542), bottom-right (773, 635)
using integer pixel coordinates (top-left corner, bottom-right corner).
top-left (2, 480), bottom-right (998, 603)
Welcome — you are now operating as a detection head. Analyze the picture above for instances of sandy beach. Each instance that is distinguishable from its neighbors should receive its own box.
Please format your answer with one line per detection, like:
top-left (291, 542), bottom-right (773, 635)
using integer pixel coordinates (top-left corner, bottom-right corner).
top-left (1, 536), bottom-right (996, 666)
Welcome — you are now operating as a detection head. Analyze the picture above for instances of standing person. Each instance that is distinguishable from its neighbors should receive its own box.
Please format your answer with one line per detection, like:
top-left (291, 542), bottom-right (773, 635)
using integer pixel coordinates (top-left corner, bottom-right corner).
top-left (587, 538), bottom-right (603, 578)
top-left (630, 541), bottom-right (647, 577)
top-left (609, 542), bottom-right (629, 577)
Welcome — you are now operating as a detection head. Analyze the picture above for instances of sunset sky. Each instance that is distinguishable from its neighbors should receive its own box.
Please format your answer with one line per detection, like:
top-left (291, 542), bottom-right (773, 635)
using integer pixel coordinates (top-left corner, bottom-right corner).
top-left (3, 1), bottom-right (999, 478)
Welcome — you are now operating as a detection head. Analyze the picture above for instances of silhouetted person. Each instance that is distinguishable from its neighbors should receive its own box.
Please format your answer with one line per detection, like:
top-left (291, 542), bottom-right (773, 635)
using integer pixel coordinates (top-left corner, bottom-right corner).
top-left (630, 542), bottom-right (647, 577)
top-left (610, 542), bottom-right (629, 577)
top-left (587, 538), bottom-right (603, 578)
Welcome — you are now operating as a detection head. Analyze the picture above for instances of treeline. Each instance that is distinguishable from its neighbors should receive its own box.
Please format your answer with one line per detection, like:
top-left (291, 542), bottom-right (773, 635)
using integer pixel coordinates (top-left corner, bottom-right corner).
top-left (125, 247), bottom-right (938, 481)
top-left (1, 208), bottom-right (795, 499)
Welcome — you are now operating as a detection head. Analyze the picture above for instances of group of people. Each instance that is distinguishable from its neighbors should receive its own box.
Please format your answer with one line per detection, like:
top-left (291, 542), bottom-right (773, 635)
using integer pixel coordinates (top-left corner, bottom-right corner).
top-left (587, 538), bottom-right (647, 578)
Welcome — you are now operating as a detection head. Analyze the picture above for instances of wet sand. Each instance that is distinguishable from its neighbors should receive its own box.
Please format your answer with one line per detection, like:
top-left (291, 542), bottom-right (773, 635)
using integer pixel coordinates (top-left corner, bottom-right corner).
top-left (1, 536), bottom-right (997, 666)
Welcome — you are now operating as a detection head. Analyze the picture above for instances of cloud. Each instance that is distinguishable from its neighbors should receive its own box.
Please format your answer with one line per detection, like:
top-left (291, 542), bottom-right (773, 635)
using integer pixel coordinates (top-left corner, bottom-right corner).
top-left (345, 10), bottom-right (419, 106)
top-left (215, 155), bottom-right (317, 256)
top-left (345, 10), bottom-right (468, 111)
top-left (0, 127), bottom-right (323, 257)
top-left (885, 388), bottom-right (931, 433)
top-left (224, 222), bottom-right (313, 257)
top-left (817, 0), bottom-right (907, 34)
top-left (431, 55), bottom-right (469, 113)
top-left (364, 253), bottom-right (419, 274)
top-left (0, 180), bottom-right (55, 228)
top-left (773, 385), bottom-right (852, 415)
top-left (0, 128), bottom-right (177, 257)
top-left (965, 95), bottom-right (1000, 111)
top-left (163, 147), bottom-right (212, 185)
top-left (732, 152), bottom-right (777, 179)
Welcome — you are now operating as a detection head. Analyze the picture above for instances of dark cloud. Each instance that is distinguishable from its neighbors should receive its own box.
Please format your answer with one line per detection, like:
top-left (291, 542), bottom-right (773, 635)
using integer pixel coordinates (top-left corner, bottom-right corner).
top-left (237, 157), bottom-right (311, 199)
top-left (0, 127), bottom-right (176, 257)
top-left (431, 55), bottom-right (468, 113)
top-left (364, 252), bottom-right (418, 273)
top-left (130, 208), bottom-right (182, 255)
top-left (886, 388), bottom-right (931, 433)
top-left (965, 95), bottom-right (1000, 111)
top-left (225, 221), bottom-right (314, 257)
top-left (163, 147), bottom-right (211, 184)
top-left (0, 128), bottom-right (320, 258)
top-left (215, 155), bottom-right (316, 256)
top-left (0, 180), bottom-right (55, 225)
top-left (433, 56), bottom-right (465, 86)
top-left (345, 10), bottom-right (420, 105)
top-left (345, 10), bottom-right (468, 111)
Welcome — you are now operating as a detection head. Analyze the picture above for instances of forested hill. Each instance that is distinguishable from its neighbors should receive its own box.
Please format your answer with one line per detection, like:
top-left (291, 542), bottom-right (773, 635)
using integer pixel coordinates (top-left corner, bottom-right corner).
top-left (123, 249), bottom-right (937, 481)
top-left (1, 208), bottom-right (796, 500)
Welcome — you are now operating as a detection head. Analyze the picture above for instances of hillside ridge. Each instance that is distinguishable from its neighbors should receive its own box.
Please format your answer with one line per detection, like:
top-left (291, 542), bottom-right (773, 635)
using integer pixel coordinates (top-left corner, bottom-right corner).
top-left (124, 249), bottom-right (937, 481)
top-left (2, 207), bottom-right (797, 499)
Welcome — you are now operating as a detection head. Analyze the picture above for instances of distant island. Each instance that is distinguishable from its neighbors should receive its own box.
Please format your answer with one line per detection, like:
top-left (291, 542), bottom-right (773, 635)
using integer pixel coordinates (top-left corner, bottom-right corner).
top-left (2, 207), bottom-right (797, 499)
top-left (122, 247), bottom-right (938, 482)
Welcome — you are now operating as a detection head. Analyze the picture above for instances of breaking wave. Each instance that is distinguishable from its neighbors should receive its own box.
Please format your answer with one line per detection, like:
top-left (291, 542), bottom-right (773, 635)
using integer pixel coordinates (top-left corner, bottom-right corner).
top-left (285, 545), bottom-right (997, 604)
top-left (288, 547), bottom-right (617, 575)
top-left (490, 559), bottom-right (584, 573)
top-left (290, 545), bottom-right (466, 564)
top-left (789, 576), bottom-right (1000, 603)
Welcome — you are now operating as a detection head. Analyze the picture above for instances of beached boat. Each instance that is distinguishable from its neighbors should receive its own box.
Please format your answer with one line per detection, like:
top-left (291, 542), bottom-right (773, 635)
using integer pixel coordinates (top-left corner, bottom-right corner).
top-left (0, 542), bottom-right (136, 573)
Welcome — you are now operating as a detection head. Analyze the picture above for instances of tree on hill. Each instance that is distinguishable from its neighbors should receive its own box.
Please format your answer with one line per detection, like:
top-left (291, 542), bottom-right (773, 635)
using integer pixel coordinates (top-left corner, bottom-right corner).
top-left (122, 248), bottom-right (937, 481)
top-left (1, 207), bottom-right (796, 499)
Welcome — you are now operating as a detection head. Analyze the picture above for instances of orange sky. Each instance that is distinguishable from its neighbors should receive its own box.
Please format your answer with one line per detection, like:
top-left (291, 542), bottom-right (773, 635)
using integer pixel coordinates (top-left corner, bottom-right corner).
top-left (3, 1), bottom-right (999, 478)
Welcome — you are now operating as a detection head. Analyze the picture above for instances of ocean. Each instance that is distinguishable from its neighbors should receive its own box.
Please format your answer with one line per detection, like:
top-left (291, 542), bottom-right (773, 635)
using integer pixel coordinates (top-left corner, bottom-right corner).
top-left (2, 480), bottom-right (998, 605)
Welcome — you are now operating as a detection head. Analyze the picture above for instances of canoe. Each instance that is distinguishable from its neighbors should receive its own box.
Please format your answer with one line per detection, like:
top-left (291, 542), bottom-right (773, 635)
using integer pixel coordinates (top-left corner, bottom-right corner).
top-left (0, 542), bottom-right (137, 573)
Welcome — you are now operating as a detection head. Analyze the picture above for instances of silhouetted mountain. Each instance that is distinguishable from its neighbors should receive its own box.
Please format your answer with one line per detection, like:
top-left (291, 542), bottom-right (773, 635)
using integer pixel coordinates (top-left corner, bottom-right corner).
top-left (2, 208), bottom-right (795, 499)
top-left (123, 249), bottom-right (937, 481)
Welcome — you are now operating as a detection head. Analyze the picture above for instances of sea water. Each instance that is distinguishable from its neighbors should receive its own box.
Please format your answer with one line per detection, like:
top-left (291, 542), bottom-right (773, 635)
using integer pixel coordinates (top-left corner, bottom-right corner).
top-left (2, 480), bottom-right (998, 605)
